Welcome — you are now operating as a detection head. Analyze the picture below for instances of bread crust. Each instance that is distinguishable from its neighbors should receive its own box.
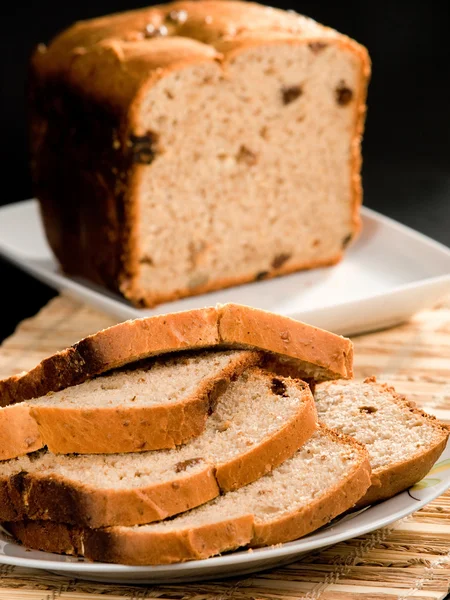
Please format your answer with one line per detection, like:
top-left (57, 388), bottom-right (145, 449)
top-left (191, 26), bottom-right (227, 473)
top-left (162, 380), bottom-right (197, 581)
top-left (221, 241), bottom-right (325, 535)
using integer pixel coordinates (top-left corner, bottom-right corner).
top-left (0, 465), bottom-right (220, 528)
top-left (6, 521), bottom-right (86, 557)
top-left (0, 304), bottom-right (353, 407)
top-left (30, 1), bottom-right (370, 309)
top-left (5, 516), bottom-right (256, 565)
top-left (0, 405), bottom-right (42, 461)
top-left (0, 374), bottom-right (317, 528)
top-left (219, 304), bottom-right (353, 380)
top-left (4, 430), bottom-right (371, 565)
top-left (358, 435), bottom-right (448, 507)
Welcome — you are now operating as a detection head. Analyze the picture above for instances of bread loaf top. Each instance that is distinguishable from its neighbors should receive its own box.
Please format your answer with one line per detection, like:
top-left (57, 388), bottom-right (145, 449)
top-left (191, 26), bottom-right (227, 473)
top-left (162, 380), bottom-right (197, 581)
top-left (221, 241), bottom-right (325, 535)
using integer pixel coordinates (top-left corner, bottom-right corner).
top-left (32, 1), bottom-right (369, 114)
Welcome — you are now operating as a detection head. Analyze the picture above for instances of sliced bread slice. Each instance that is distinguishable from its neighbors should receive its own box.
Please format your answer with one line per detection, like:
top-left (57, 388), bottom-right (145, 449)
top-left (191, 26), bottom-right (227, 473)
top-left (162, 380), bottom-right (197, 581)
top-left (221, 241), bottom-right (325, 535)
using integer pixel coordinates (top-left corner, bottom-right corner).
top-left (0, 303), bottom-right (353, 406)
top-left (0, 369), bottom-right (317, 528)
top-left (0, 349), bottom-right (261, 459)
top-left (4, 427), bottom-right (371, 565)
top-left (315, 377), bottom-right (449, 506)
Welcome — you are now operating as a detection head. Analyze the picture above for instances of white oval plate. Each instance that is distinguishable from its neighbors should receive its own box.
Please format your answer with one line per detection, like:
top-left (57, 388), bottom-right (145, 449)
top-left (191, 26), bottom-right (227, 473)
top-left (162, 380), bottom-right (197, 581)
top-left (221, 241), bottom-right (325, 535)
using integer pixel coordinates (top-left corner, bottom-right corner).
top-left (0, 442), bottom-right (449, 584)
top-left (0, 200), bottom-right (450, 336)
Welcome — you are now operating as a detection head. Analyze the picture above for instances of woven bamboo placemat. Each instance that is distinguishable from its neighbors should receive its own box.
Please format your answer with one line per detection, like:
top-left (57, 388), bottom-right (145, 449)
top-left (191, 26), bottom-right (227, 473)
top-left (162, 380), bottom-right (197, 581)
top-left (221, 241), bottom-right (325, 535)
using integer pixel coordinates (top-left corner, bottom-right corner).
top-left (0, 294), bottom-right (449, 599)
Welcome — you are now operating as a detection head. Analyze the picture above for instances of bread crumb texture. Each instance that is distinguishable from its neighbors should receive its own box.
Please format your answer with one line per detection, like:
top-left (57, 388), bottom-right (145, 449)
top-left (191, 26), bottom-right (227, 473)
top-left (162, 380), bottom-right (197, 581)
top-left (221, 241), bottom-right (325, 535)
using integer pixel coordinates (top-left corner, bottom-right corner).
top-left (315, 379), bottom-right (445, 472)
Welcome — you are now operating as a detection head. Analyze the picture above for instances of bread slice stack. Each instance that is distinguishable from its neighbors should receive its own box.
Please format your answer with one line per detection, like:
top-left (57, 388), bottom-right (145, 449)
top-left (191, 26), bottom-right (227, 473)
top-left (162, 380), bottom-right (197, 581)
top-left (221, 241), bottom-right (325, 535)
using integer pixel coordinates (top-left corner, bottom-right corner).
top-left (6, 428), bottom-right (371, 565)
top-left (0, 303), bottom-right (447, 565)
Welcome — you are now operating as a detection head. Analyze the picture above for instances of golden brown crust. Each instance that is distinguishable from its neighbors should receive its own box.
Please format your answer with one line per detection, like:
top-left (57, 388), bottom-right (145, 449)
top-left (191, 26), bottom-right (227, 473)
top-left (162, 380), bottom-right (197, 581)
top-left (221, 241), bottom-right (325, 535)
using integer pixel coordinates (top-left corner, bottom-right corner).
top-left (0, 464), bottom-right (220, 528)
top-left (0, 304), bottom-right (352, 407)
top-left (6, 521), bottom-right (85, 557)
top-left (4, 430), bottom-right (371, 565)
top-left (0, 373), bottom-right (317, 528)
top-left (30, 1), bottom-right (370, 309)
top-left (0, 405), bottom-right (42, 461)
top-left (219, 303), bottom-right (353, 379)
top-left (90, 515), bottom-right (255, 564)
top-left (30, 403), bottom-right (206, 455)
top-left (358, 435), bottom-right (448, 507)
top-left (5, 515), bottom-right (256, 565)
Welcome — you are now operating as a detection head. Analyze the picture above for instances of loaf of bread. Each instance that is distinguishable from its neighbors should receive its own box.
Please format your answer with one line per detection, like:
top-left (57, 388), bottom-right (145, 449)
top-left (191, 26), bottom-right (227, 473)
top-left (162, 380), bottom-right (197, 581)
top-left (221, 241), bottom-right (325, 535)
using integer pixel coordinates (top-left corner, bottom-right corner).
top-left (0, 349), bottom-right (262, 459)
top-left (0, 370), bottom-right (317, 527)
top-left (30, 1), bottom-right (370, 307)
top-left (4, 427), bottom-right (371, 564)
top-left (0, 303), bottom-right (353, 405)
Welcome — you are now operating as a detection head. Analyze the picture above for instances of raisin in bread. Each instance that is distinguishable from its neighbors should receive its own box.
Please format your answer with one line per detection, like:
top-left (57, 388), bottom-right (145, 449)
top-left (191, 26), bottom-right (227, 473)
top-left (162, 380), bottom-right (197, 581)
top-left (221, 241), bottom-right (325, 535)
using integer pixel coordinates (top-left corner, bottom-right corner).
top-left (0, 370), bottom-right (317, 527)
top-left (4, 427), bottom-right (370, 564)
top-left (0, 350), bottom-right (261, 459)
top-left (315, 377), bottom-right (449, 506)
top-left (0, 303), bottom-right (353, 405)
top-left (30, 1), bottom-right (370, 307)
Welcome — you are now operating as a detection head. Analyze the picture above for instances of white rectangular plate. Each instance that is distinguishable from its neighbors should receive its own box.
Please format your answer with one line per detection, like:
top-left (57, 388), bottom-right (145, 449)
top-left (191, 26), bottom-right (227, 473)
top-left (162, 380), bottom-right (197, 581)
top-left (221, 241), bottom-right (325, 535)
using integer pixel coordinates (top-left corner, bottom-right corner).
top-left (1, 199), bottom-right (449, 335)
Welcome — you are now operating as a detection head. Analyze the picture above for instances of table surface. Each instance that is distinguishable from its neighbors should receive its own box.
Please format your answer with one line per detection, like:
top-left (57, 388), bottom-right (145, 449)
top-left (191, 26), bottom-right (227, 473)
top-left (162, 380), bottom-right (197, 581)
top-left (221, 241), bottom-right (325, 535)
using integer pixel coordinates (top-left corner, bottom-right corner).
top-left (0, 294), bottom-right (449, 598)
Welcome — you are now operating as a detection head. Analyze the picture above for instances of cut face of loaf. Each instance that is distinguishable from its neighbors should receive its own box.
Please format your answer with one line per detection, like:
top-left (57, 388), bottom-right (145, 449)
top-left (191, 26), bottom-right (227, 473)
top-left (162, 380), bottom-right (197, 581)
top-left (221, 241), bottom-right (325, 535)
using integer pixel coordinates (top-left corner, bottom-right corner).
top-left (0, 303), bottom-right (353, 406)
top-left (0, 369), bottom-right (317, 528)
top-left (0, 349), bottom-right (261, 459)
top-left (31, 1), bottom-right (370, 307)
top-left (4, 427), bottom-right (371, 565)
top-left (315, 377), bottom-right (449, 506)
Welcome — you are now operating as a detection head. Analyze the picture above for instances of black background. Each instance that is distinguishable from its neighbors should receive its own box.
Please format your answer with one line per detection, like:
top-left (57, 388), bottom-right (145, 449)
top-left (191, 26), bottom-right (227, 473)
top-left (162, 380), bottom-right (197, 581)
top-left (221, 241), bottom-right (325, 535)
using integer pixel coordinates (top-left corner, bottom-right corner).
top-left (0, 0), bottom-right (449, 342)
